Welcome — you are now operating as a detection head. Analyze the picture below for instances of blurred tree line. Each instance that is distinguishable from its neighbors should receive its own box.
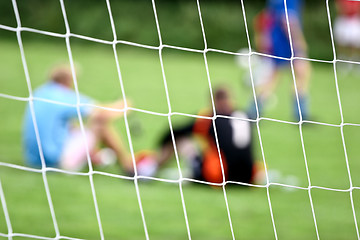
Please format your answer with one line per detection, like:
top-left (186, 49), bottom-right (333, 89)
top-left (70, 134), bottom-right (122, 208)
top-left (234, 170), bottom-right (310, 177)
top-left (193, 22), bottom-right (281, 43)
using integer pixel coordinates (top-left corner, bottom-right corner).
top-left (0, 0), bottom-right (335, 60)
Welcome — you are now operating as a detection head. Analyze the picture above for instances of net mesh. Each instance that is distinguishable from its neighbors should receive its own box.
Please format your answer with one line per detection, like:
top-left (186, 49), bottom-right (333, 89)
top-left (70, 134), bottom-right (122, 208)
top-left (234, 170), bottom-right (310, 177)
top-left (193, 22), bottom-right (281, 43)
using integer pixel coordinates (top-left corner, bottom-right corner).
top-left (0, 0), bottom-right (359, 239)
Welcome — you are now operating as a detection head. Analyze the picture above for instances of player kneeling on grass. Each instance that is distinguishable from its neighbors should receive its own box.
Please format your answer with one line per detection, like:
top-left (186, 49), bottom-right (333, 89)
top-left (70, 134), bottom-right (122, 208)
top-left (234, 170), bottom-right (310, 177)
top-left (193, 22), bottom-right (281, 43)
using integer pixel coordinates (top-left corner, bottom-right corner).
top-left (137, 87), bottom-right (263, 185)
top-left (23, 64), bottom-right (132, 172)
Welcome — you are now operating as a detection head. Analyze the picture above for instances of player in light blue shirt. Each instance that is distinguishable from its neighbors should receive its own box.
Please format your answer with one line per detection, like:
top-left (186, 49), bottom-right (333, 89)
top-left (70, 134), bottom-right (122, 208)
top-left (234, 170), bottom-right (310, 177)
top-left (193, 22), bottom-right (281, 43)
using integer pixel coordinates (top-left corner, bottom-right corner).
top-left (23, 65), bottom-right (132, 171)
top-left (23, 81), bottom-right (93, 167)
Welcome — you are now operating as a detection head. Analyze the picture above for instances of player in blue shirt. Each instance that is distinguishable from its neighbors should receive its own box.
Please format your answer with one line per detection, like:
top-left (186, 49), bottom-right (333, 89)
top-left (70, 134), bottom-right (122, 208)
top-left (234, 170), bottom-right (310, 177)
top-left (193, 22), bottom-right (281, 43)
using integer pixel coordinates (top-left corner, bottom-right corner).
top-left (23, 65), bottom-right (132, 171)
top-left (268, 0), bottom-right (305, 62)
top-left (253, 0), bottom-right (311, 121)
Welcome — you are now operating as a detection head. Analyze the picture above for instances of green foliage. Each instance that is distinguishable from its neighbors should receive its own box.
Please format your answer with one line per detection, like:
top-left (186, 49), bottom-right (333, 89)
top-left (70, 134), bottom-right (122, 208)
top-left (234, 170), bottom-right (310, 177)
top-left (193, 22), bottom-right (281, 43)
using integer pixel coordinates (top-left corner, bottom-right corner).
top-left (0, 0), bottom-right (336, 59)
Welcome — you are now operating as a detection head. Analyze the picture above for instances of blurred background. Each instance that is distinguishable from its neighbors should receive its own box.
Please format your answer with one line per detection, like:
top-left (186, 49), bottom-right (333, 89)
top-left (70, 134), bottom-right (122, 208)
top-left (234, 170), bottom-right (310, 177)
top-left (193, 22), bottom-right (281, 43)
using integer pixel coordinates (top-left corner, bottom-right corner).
top-left (0, 0), bottom-right (335, 59)
top-left (0, 0), bottom-right (360, 239)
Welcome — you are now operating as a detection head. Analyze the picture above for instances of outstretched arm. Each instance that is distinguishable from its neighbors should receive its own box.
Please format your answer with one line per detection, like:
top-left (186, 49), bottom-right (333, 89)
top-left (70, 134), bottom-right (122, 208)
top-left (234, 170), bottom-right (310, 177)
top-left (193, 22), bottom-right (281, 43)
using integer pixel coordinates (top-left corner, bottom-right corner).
top-left (157, 121), bottom-right (196, 166)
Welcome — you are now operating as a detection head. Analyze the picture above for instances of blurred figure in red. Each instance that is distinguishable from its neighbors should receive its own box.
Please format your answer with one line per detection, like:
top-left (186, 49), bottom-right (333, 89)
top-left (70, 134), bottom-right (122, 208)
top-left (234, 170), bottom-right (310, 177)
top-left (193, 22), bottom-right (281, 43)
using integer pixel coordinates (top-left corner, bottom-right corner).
top-left (334, 0), bottom-right (360, 68)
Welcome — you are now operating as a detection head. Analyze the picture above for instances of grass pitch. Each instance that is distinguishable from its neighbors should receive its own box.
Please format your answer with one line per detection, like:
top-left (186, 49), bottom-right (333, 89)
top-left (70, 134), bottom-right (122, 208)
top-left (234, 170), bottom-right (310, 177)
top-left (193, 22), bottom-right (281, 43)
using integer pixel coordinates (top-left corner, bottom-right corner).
top-left (0, 34), bottom-right (360, 239)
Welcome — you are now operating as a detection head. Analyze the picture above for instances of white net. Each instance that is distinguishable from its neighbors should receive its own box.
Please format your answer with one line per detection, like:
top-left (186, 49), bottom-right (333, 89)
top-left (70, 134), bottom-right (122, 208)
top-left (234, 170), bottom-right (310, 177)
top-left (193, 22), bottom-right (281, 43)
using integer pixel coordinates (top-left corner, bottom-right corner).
top-left (0, 0), bottom-right (359, 239)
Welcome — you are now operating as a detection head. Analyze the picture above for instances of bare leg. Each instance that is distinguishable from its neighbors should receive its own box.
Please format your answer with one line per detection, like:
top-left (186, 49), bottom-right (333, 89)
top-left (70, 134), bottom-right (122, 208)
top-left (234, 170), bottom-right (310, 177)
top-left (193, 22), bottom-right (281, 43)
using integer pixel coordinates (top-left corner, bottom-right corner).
top-left (294, 59), bottom-right (311, 120)
top-left (89, 113), bottom-right (133, 172)
top-left (294, 59), bottom-right (311, 96)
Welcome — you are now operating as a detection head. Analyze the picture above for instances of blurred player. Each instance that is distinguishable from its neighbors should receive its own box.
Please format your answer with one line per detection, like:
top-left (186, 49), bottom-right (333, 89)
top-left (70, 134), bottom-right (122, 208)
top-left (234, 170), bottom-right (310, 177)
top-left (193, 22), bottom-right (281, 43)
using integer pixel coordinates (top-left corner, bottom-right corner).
top-left (250, 0), bottom-right (311, 121)
top-left (243, 8), bottom-right (275, 119)
top-left (137, 87), bottom-right (262, 184)
top-left (23, 64), bottom-right (132, 172)
top-left (334, 0), bottom-right (360, 66)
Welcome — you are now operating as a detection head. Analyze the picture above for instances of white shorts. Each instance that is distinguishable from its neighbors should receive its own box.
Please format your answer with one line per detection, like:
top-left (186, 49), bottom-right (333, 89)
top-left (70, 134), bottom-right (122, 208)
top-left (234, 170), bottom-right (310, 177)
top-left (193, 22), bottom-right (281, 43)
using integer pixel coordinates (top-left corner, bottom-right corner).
top-left (60, 129), bottom-right (97, 171)
top-left (334, 16), bottom-right (360, 48)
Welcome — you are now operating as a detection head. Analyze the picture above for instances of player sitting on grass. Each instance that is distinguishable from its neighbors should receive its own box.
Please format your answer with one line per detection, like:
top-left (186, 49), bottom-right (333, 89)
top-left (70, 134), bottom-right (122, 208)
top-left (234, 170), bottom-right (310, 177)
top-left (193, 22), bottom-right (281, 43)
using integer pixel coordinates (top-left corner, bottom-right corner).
top-left (137, 87), bottom-right (263, 184)
top-left (23, 64), bottom-right (132, 172)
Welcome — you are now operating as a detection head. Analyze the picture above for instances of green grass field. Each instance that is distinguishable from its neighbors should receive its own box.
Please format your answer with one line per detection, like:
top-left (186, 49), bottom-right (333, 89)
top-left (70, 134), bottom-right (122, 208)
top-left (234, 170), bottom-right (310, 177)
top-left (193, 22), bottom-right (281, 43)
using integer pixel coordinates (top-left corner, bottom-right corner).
top-left (0, 33), bottom-right (360, 240)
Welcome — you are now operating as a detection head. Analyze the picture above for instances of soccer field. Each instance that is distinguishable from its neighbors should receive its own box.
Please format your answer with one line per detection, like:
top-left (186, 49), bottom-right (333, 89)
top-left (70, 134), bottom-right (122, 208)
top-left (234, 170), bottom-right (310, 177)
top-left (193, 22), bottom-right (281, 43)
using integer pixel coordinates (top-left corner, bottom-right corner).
top-left (0, 37), bottom-right (360, 240)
